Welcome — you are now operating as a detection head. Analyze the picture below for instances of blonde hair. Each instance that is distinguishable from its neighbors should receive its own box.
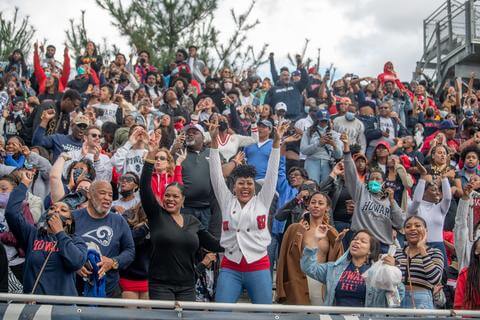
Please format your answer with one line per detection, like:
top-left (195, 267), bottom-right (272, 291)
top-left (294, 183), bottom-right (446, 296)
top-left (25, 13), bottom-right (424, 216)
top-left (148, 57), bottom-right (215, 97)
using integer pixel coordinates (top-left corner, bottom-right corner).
top-left (155, 148), bottom-right (175, 174)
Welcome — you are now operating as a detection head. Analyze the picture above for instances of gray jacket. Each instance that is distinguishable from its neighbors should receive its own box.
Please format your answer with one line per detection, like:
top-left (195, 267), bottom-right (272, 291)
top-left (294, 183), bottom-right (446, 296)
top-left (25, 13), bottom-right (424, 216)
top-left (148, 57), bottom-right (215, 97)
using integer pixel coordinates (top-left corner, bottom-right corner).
top-left (300, 129), bottom-right (343, 161)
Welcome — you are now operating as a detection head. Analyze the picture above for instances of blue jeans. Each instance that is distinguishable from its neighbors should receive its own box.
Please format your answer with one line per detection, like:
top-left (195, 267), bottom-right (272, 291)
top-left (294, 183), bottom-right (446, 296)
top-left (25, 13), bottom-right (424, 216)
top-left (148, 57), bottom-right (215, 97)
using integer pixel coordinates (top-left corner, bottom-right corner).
top-left (304, 158), bottom-right (331, 184)
top-left (267, 234), bottom-right (280, 275)
top-left (182, 206), bottom-right (211, 230)
top-left (215, 268), bottom-right (272, 304)
top-left (401, 289), bottom-right (434, 309)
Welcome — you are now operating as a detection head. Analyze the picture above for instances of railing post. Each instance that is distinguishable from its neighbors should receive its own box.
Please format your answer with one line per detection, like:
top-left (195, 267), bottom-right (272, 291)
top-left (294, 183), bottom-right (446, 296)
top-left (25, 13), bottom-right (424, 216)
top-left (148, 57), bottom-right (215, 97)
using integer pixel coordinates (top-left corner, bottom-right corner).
top-left (436, 22), bottom-right (442, 79)
top-left (424, 20), bottom-right (427, 54)
top-left (465, 0), bottom-right (472, 54)
top-left (447, 0), bottom-right (453, 49)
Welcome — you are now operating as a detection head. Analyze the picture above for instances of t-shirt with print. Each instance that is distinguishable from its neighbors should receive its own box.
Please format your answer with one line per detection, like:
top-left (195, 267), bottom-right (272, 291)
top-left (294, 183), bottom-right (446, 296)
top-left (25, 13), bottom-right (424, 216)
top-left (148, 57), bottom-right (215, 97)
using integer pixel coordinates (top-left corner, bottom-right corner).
top-left (334, 262), bottom-right (370, 307)
top-left (379, 117), bottom-right (395, 143)
top-left (93, 102), bottom-right (120, 124)
top-left (72, 208), bottom-right (135, 294)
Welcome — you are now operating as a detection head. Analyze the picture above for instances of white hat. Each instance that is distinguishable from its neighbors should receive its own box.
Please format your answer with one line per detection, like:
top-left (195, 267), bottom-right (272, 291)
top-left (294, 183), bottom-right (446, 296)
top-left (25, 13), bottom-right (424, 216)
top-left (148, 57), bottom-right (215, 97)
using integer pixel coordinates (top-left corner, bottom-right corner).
top-left (275, 102), bottom-right (287, 112)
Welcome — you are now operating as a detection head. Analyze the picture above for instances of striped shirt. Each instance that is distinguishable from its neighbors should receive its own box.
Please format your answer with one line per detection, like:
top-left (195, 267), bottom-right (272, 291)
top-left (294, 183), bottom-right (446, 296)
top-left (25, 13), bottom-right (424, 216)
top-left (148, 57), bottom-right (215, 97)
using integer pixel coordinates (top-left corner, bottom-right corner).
top-left (394, 247), bottom-right (444, 291)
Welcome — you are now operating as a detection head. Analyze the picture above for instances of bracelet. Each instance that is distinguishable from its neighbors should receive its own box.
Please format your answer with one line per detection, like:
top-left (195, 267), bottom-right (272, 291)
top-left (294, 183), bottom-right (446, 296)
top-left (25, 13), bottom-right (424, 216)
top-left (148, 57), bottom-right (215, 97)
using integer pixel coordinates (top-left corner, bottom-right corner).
top-left (144, 158), bottom-right (155, 164)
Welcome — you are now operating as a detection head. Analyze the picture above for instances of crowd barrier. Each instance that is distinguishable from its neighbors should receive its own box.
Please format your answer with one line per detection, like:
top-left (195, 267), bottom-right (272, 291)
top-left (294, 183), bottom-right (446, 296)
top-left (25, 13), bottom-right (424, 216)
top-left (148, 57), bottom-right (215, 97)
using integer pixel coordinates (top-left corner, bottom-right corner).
top-left (0, 294), bottom-right (479, 319)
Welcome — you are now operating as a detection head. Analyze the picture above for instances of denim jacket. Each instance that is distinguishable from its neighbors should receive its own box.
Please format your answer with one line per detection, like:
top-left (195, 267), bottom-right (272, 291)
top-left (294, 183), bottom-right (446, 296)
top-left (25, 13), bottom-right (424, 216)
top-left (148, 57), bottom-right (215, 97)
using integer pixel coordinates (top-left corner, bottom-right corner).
top-left (300, 247), bottom-right (405, 307)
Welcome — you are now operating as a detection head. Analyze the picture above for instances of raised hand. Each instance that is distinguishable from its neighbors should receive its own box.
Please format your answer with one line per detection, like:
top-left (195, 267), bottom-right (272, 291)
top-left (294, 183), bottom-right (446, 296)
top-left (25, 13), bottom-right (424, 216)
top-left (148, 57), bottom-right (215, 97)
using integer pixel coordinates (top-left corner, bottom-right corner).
top-left (175, 149), bottom-right (187, 166)
top-left (206, 115), bottom-right (220, 141)
top-left (415, 157), bottom-right (428, 177)
top-left (335, 228), bottom-right (349, 243)
top-left (314, 224), bottom-right (329, 240)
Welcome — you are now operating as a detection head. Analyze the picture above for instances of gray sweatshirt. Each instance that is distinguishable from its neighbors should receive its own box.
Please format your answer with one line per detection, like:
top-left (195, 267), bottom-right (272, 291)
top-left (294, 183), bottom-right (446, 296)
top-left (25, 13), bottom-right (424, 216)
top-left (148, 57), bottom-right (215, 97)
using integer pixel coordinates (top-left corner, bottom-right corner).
top-left (344, 152), bottom-right (405, 245)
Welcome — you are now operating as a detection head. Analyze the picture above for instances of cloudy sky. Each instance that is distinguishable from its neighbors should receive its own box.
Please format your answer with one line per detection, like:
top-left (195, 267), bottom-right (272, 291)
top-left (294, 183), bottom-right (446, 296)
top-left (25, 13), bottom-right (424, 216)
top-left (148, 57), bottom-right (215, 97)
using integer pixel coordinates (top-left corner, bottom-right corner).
top-left (1, 0), bottom-right (442, 80)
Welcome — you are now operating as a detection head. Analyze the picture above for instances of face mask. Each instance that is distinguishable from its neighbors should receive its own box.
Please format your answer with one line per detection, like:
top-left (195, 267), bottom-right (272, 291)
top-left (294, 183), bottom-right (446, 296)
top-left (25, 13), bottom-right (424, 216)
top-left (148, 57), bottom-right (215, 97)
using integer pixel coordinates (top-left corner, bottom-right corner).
top-left (317, 125), bottom-right (326, 134)
top-left (304, 106), bottom-right (310, 114)
top-left (240, 113), bottom-right (245, 120)
top-left (368, 180), bottom-right (382, 194)
top-left (77, 67), bottom-right (86, 75)
top-left (345, 112), bottom-right (355, 121)
top-left (0, 192), bottom-right (10, 208)
top-left (72, 168), bottom-right (84, 183)
top-left (120, 189), bottom-right (134, 198)
top-left (218, 121), bottom-right (228, 132)
top-left (224, 83), bottom-right (233, 91)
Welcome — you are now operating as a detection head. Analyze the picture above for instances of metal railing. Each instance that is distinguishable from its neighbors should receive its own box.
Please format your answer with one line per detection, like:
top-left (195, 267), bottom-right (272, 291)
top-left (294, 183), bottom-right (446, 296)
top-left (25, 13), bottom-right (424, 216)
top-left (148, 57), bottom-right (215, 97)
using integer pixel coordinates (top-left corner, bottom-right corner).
top-left (0, 293), bottom-right (480, 317)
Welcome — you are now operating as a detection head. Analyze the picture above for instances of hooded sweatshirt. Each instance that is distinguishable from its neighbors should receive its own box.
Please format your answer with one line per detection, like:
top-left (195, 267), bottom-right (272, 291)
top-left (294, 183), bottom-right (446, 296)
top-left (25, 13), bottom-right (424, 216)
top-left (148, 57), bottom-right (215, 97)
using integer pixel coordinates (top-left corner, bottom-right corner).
top-left (377, 62), bottom-right (406, 92)
top-left (344, 152), bottom-right (405, 245)
top-left (5, 183), bottom-right (87, 295)
top-left (151, 166), bottom-right (183, 202)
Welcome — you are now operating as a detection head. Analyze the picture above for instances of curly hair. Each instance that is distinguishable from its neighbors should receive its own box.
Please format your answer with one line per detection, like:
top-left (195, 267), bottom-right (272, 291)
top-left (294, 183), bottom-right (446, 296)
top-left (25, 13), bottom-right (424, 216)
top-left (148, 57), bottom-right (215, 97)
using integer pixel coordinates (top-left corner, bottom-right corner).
top-left (461, 145), bottom-right (480, 162)
top-left (232, 164), bottom-right (257, 182)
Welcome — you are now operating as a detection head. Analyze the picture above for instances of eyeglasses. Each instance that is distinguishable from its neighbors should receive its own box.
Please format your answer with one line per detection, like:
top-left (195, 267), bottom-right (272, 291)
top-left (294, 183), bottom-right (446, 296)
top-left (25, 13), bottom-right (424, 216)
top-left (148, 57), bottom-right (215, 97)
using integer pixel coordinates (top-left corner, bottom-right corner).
top-left (155, 156), bottom-right (168, 161)
top-left (119, 176), bottom-right (136, 183)
top-left (89, 133), bottom-right (102, 138)
top-left (76, 123), bottom-right (88, 130)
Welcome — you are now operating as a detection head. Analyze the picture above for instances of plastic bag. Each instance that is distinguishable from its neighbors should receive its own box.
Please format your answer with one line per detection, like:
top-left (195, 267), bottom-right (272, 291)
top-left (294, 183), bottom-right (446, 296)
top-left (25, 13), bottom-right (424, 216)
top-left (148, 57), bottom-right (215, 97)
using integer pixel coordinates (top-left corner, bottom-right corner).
top-left (363, 259), bottom-right (401, 291)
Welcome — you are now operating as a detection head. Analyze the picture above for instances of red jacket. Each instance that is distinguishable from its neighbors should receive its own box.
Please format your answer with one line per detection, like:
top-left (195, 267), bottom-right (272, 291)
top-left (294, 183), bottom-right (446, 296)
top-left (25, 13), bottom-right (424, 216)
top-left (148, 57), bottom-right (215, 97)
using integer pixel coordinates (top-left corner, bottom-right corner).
top-left (420, 131), bottom-right (460, 154)
top-left (34, 48), bottom-right (70, 95)
top-left (377, 61), bottom-right (406, 91)
top-left (151, 166), bottom-right (183, 202)
top-left (454, 267), bottom-right (480, 309)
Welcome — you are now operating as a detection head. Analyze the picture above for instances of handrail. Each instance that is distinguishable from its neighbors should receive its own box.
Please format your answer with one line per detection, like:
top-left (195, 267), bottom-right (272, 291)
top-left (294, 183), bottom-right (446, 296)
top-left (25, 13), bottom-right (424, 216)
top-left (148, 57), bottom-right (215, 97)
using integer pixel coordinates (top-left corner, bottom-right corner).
top-left (0, 294), bottom-right (480, 317)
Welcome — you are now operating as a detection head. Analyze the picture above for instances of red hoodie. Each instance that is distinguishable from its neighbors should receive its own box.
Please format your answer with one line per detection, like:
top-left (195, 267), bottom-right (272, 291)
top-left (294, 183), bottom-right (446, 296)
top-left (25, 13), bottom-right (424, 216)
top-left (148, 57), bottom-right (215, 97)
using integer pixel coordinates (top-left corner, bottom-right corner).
top-left (151, 166), bottom-right (183, 202)
top-left (454, 267), bottom-right (480, 309)
top-left (33, 48), bottom-right (70, 95)
top-left (377, 61), bottom-right (406, 92)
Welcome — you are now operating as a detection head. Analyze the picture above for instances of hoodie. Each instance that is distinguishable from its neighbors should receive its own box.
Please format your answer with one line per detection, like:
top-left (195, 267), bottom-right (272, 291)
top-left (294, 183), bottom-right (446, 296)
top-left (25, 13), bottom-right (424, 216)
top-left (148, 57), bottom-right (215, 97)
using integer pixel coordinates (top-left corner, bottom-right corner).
top-left (377, 61), bottom-right (406, 92)
top-left (344, 152), bottom-right (405, 245)
top-left (151, 166), bottom-right (183, 202)
top-left (5, 183), bottom-right (87, 295)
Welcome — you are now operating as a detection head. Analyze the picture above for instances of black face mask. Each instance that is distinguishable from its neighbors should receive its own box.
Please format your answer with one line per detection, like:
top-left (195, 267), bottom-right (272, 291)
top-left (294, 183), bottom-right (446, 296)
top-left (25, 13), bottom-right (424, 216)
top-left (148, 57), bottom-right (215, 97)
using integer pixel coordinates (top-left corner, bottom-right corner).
top-left (219, 121), bottom-right (228, 132)
top-left (120, 189), bottom-right (135, 198)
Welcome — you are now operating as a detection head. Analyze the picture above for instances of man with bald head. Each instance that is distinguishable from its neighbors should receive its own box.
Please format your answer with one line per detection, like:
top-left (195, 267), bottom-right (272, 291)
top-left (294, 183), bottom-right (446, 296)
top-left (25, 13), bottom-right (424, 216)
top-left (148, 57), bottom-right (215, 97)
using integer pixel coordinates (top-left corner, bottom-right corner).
top-left (73, 180), bottom-right (135, 297)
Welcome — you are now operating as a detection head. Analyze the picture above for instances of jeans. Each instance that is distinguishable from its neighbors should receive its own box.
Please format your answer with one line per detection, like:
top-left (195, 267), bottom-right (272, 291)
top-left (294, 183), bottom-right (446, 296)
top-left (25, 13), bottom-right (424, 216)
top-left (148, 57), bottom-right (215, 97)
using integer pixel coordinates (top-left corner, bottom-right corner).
top-left (149, 281), bottom-right (195, 301)
top-left (182, 206), bottom-right (211, 230)
top-left (427, 241), bottom-right (448, 268)
top-left (267, 234), bottom-right (281, 275)
top-left (401, 289), bottom-right (434, 309)
top-left (304, 158), bottom-right (332, 184)
top-left (333, 221), bottom-right (352, 251)
top-left (215, 268), bottom-right (272, 304)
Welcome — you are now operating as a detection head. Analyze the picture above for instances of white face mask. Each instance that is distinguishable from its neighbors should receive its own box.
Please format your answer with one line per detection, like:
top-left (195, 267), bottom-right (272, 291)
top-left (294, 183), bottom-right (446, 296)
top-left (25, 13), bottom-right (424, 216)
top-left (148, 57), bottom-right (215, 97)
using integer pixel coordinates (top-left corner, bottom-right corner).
top-left (224, 83), bottom-right (233, 91)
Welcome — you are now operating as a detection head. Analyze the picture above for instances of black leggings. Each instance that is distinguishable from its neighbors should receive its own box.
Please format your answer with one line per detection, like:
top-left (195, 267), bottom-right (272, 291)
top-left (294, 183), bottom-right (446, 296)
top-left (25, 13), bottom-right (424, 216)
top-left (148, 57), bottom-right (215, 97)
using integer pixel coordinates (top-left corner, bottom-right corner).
top-left (10, 263), bottom-right (24, 284)
top-left (148, 281), bottom-right (195, 301)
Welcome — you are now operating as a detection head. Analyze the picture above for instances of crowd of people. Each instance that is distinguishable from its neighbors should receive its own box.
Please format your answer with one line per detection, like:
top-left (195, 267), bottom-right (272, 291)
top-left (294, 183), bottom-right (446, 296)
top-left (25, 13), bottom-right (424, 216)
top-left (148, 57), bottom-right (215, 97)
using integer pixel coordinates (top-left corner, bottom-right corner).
top-left (0, 39), bottom-right (479, 311)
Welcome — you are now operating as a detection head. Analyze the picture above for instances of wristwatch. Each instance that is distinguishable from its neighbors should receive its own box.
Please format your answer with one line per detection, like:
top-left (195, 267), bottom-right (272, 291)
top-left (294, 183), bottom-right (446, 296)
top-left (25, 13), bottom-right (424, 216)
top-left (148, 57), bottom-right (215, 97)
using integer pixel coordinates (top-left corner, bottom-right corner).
top-left (112, 258), bottom-right (119, 270)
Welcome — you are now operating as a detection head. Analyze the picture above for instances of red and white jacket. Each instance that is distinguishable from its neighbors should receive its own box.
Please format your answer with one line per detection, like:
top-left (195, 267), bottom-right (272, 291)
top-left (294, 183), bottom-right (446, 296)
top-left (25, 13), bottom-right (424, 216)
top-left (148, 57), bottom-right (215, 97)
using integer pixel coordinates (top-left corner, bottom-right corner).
top-left (209, 147), bottom-right (279, 264)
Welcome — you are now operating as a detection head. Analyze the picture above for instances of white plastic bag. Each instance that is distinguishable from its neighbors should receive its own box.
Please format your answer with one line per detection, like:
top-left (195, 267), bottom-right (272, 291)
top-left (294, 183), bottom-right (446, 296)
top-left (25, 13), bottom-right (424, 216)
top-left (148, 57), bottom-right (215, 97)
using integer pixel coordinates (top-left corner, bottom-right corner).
top-left (363, 259), bottom-right (402, 291)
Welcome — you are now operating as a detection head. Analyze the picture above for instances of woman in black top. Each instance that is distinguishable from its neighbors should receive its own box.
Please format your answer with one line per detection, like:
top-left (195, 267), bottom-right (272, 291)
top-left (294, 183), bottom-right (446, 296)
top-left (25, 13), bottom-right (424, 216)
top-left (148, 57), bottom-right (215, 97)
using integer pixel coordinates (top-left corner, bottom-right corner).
top-left (140, 140), bottom-right (223, 301)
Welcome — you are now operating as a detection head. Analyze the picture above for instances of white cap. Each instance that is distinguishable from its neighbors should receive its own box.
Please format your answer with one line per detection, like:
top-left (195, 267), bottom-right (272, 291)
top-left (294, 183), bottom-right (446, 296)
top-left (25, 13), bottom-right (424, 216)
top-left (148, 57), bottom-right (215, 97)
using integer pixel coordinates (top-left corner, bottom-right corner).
top-left (275, 102), bottom-right (287, 112)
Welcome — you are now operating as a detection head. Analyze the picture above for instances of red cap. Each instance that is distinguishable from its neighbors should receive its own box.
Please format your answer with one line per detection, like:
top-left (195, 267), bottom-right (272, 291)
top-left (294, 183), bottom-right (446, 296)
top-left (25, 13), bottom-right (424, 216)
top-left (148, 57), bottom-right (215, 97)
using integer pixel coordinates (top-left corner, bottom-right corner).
top-left (375, 140), bottom-right (391, 151)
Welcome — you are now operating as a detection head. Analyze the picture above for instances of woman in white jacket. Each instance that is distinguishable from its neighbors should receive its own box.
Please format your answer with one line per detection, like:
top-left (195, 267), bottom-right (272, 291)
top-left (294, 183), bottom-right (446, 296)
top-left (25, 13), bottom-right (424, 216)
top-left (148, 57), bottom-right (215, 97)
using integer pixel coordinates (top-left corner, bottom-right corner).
top-left (208, 115), bottom-right (287, 304)
top-left (454, 176), bottom-right (480, 271)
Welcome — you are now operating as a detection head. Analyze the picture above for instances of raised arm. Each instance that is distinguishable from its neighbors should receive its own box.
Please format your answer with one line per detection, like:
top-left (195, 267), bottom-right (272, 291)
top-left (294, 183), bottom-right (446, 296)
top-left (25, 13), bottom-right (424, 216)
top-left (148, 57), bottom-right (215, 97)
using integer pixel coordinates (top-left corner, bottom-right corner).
top-left (341, 133), bottom-right (363, 201)
top-left (139, 132), bottom-right (162, 222)
top-left (207, 116), bottom-right (232, 209)
top-left (5, 175), bottom-right (36, 247)
top-left (50, 154), bottom-right (69, 203)
top-left (60, 47), bottom-right (71, 88)
top-left (439, 176), bottom-right (452, 214)
top-left (257, 121), bottom-right (287, 205)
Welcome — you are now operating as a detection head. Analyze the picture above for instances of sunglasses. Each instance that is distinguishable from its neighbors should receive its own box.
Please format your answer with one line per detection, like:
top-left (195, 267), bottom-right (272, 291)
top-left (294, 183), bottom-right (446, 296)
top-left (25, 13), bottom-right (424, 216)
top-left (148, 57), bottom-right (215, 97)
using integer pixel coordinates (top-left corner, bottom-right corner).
top-left (76, 123), bottom-right (88, 130)
top-left (89, 133), bottom-right (102, 138)
top-left (155, 156), bottom-right (168, 161)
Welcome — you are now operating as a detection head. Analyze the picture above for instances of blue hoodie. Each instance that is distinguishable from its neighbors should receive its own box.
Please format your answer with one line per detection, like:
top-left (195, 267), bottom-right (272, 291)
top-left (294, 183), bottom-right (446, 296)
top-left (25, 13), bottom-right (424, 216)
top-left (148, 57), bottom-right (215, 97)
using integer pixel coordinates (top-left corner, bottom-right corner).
top-left (32, 126), bottom-right (83, 161)
top-left (5, 183), bottom-right (87, 295)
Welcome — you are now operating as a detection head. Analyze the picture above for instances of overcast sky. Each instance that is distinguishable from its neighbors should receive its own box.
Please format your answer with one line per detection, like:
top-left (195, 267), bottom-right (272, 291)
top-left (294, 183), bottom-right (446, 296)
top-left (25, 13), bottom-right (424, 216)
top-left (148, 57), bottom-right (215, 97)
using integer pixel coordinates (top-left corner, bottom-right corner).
top-left (1, 0), bottom-right (443, 80)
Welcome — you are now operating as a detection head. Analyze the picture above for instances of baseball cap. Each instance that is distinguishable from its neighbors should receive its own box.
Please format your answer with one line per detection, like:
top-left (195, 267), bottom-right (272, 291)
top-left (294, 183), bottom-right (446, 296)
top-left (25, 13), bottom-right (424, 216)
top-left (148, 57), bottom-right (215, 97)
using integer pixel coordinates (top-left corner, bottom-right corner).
top-left (375, 140), bottom-right (391, 151)
top-left (275, 102), bottom-right (287, 112)
top-left (13, 96), bottom-right (26, 104)
top-left (439, 119), bottom-right (458, 130)
top-left (257, 119), bottom-right (273, 129)
top-left (73, 115), bottom-right (90, 127)
top-left (291, 70), bottom-right (301, 77)
top-left (205, 76), bottom-right (219, 83)
top-left (316, 110), bottom-right (330, 121)
top-left (183, 123), bottom-right (205, 134)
